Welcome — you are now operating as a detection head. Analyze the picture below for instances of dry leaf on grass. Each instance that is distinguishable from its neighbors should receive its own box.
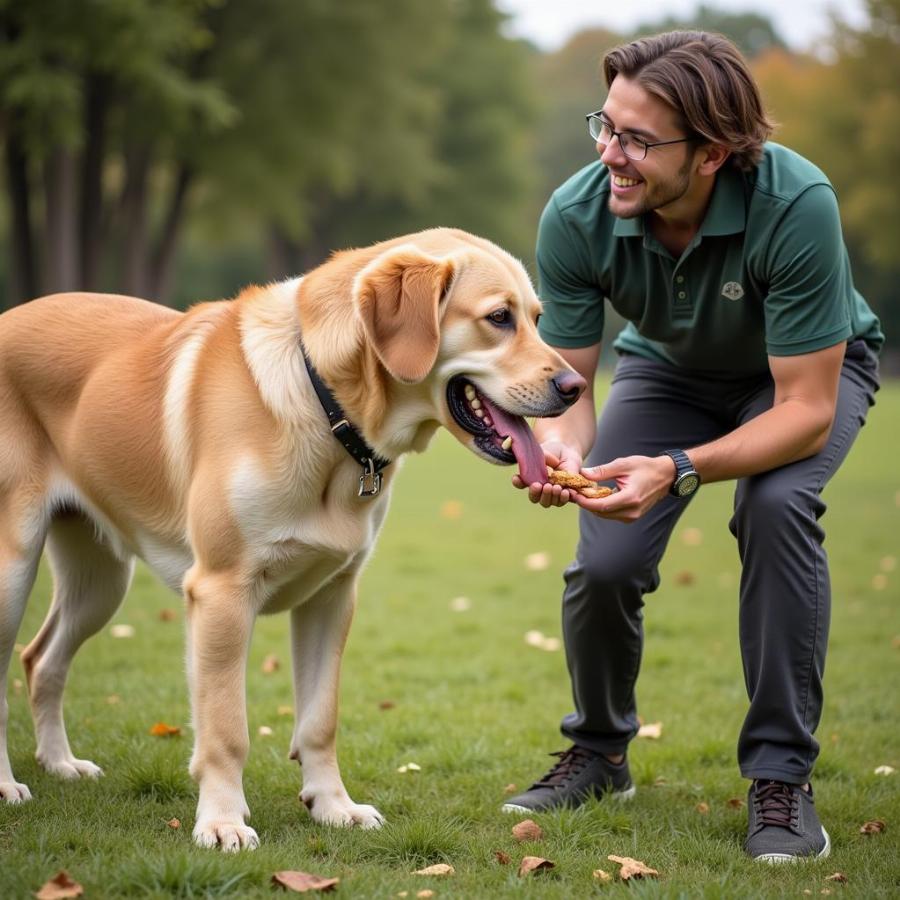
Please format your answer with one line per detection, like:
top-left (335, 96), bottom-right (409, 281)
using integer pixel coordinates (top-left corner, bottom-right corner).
top-left (440, 500), bottom-right (463, 519)
top-left (824, 872), bottom-right (848, 883)
top-left (524, 552), bottom-right (550, 571)
top-left (149, 722), bottom-right (181, 737)
top-left (726, 797), bottom-right (745, 809)
top-left (674, 570), bottom-right (696, 586)
top-left (166, 817), bottom-right (181, 829)
top-left (35, 872), bottom-right (84, 900)
top-left (503, 783), bottom-right (517, 794)
top-left (396, 762), bottom-right (421, 774)
top-left (412, 864), bottom-right (454, 876)
top-left (416, 892), bottom-right (435, 899)
top-left (278, 705), bottom-right (293, 716)
top-left (511, 819), bottom-right (543, 842)
top-left (874, 765), bottom-right (895, 775)
top-left (696, 802), bottom-right (710, 814)
top-left (860, 819), bottom-right (886, 834)
top-left (518, 856), bottom-right (555, 876)
top-left (449, 596), bottom-right (471, 612)
top-left (158, 608), bottom-right (177, 621)
top-left (12, 677), bottom-right (23, 694)
top-left (258, 726), bottom-right (273, 736)
top-left (637, 721), bottom-right (663, 739)
top-left (593, 869), bottom-right (612, 882)
top-left (523, 630), bottom-right (560, 652)
top-left (681, 527), bottom-right (703, 546)
top-left (378, 700), bottom-right (396, 710)
top-left (262, 654), bottom-right (280, 673)
top-left (493, 850), bottom-right (511, 865)
top-left (111, 624), bottom-right (135, 638)
top-left (271, 870), bottom-right (339, 892)
top-left (872, 574), bottom-right (888, 590)
top-left (608, 855), bottom-right (660, 880)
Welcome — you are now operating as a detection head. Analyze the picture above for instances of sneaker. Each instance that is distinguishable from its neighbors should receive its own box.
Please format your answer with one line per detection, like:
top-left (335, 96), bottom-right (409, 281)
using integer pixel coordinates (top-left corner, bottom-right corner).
top-left (744, 780), bottom-right (831, 862)
top-left (501, 745), bottom-right (635, 813)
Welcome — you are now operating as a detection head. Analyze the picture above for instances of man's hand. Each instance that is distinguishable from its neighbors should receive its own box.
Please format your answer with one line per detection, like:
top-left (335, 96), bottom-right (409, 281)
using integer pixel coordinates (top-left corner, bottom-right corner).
top-left (572, 454), bottom-right (676, 522)
top-left (512, 440), bottom-right (583, 508)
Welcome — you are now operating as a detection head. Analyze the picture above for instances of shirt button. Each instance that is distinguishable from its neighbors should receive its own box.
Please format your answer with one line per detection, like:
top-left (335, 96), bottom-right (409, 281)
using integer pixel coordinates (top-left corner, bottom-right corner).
top-left (678, 291), bottom-right (687, 299)
top-left (676, 275), bottom-right (685, 283)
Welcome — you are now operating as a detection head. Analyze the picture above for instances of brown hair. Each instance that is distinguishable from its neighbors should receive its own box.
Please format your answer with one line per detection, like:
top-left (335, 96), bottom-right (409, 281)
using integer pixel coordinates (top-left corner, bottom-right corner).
top-left (603, 31), bottom-right (774, 170)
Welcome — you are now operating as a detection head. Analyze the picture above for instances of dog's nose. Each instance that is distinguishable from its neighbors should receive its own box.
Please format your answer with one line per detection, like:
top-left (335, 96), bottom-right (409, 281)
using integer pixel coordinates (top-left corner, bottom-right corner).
top-left (552, 371), bottom-right (587, 407)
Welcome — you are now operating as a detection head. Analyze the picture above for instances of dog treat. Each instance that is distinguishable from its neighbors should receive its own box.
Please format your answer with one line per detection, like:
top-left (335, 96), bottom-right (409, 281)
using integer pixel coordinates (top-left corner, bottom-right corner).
top-left (547, 469), bottom-right (615, 498)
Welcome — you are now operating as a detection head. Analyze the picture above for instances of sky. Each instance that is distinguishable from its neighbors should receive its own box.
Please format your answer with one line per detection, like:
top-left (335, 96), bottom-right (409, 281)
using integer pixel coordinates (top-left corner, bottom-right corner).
top-left (495, 0), bottom-right (870, 53)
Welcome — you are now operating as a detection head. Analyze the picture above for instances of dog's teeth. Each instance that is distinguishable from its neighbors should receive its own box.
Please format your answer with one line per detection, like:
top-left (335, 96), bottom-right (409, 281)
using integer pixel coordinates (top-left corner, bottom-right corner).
top-left (483, 416), bottom-right (493, 427)
top-left (475, 408), bottom-right (484, 418)
top-left (470, 398), bottom-right (482, 410)
top-left (464, 384), bottom-right (476, 401)
top-left (501, 435), bottom-right (512, 450)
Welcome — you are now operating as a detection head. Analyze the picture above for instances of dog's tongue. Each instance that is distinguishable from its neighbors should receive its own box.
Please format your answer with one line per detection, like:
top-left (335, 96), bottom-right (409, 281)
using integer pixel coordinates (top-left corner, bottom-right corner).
top-left (480, 397), bottom-right (548, 486)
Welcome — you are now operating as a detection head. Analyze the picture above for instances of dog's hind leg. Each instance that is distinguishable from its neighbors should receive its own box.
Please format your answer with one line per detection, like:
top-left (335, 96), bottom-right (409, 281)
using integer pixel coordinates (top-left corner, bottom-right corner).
top-left (0, 490), bottom-right (47, 803)
top-left (21, 512), bottom-right (134, 780)
top-left (289, 571), bottom-right (385, 829)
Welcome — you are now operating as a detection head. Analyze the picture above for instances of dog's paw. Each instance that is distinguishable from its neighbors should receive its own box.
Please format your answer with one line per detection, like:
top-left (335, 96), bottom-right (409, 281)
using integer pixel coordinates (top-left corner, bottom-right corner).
top-left (193, 820), bottom-right (260, 853)
top-left (37, 754), bottom-right (103, 780)
top-left (304, 793), bottom-right (386, 830)
top-left (0, 780), bottom-right (32, 804)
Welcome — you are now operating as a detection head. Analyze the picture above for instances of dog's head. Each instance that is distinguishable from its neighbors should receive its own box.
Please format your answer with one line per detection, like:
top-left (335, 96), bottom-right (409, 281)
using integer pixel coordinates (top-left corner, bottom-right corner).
top-left (353, 229), bottom-right (586, 484)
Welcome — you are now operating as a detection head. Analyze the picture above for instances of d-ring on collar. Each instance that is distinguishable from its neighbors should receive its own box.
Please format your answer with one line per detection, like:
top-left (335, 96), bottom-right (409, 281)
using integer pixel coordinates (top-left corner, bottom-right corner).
top-left (300, 341), bottom-right (391, 497)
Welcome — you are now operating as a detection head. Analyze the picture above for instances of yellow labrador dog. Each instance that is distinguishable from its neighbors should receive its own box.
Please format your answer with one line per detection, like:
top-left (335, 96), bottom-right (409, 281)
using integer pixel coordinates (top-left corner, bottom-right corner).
top-left (0, 227), bottom-right (585, 850)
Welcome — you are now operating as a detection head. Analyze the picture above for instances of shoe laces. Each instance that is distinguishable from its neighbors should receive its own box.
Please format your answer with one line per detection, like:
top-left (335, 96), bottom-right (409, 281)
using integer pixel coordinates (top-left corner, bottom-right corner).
top-left (752, 780), bottom-right (800, 828)
top-left (533, 745), bottom-right (597, 789)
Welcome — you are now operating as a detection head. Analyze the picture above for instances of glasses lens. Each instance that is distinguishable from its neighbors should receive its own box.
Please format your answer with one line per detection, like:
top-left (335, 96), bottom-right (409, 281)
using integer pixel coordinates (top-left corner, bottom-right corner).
top-left (620, 134), bottom-right (647, 161)
top-left (588, 116), bottom-right (604, 141)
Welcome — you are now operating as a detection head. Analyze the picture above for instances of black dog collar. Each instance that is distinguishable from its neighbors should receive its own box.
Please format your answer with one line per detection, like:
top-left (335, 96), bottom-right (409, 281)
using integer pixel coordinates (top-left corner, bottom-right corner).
top-left (300, 342), bottom-right (390, 497)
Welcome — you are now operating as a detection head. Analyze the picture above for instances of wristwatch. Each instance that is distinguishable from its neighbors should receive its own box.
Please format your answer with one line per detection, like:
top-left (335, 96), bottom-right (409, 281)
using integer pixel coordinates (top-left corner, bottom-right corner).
top-left (661, 449), bottom-right (701, 498)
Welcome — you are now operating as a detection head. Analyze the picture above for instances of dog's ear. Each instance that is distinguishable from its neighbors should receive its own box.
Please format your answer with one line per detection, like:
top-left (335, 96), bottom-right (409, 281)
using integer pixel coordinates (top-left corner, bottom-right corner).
top-left (355, 246), bottom-right (455, 384)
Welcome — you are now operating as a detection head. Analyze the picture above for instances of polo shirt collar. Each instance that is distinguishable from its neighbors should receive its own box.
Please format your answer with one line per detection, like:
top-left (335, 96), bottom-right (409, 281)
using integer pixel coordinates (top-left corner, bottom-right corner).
top-left (611, 164), bottom-right (747, 238)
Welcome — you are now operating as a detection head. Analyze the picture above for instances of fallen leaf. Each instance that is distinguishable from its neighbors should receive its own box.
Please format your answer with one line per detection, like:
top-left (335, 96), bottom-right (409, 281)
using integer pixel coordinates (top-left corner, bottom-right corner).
top-left (149, 722), bottom-right (181, 737)
top-left (167, 817), bottom-right (181, 829)
top-left (518, 856), bottom-right (555, 877)
top-left (674, 570), bottom-right (696, 586)
top-left (860, 819), bottom-right (885, 834)
top-left (524, 552), bottom-right (550, 571)
top-left (278, 705), bottom-right (293, 716)
top-left (654, 776), bottom-right (668, 786)
top-left (821, 890), bottom-right (832, 895)
top-left (696, 802), bottom-right (710, 814)
top-left (12, 678), bottom-right (22, 694)
top-left (726, 797), bottom-right (745, 809)
top-left (608, 855), bottom-right (660, 880)
top-left (379, 700), bottom-right (396, 711)
top-left (271, 870), bottom-right (340, 892)
top-left (35, 871), bottom-right (84, 900)
top-left (493, 850), bottom-right (511, 865)
top-left (258, 726), bottom-right (273, 736)
top-left (262, 654), bottom-right (280, 673)
top-left (593, 869), bottom-right (612, 882)
top-left (416, 892), bottom-right (434, 899)
top-left (396, 762), bottom-right (421, 774)
top-left (824, 872), bottom-right (848, 883)
top-left (440, 499), bottom-right (463, 519)
top-left (503, 783), bottom-right (517, 794)
top-left (892, 636), bottom-right (900, 650)
top-left (412, 864), bottom-right (454, 876)
top-left (880, 555), bottom-right (897, 572)
top-left (523, 630), bottom-right (560, 651)
top-left (637, 721), bottom-right (663, 739)
top-left (511, 819), bottom-right (543, 842)
top-left (449, 596), bottom-right (471, 612)
top-left (397, 893), bottom-right (408, 898)
top-left (158, 608), bottom-right (177, 621)
top-left (872, 574), bottom-right (888, 591)
top-left (681, 527), bottom-right (703, 546)
top-left (111, 624), bottom-right (135, 638)
top-left (874, 765), bottom-right (895, 775)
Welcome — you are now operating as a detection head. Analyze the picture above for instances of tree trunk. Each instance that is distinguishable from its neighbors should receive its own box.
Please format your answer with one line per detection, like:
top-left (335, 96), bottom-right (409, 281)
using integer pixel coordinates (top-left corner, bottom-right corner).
top-left (43, 146), bottom-right (79, 293)
top-left (79, 73), bottom-right (110, 290)
top-left (119, 140), bottom-right (152, 297)
top-left (3, 125), bottom-right (39, 305)
top-left (149, 164), bottom-right (193, 303)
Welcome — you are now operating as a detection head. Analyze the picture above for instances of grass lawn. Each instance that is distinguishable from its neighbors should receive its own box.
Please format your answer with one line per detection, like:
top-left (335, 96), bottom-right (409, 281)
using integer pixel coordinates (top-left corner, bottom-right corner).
top-left (1, 378), bottom-right (897, 898)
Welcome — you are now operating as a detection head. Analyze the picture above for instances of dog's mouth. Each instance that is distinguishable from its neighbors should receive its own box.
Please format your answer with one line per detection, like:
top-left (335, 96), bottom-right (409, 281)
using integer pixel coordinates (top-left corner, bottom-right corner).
top-left (446, 376), bottom-right (548, 485)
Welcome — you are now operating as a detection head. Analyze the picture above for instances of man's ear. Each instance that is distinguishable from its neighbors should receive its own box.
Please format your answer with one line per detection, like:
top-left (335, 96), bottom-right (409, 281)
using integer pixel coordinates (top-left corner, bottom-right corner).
top-left (354, 245), bottom-right (456, 384)
top-left (697, 142), bottom-right (731, 176)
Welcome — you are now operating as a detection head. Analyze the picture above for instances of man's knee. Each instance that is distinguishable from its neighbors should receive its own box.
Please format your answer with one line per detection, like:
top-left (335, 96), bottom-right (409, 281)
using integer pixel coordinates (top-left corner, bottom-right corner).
top-left (565, 542), bottom-right (659, 600)
top-left (731, 475), bottom-right (826, 538)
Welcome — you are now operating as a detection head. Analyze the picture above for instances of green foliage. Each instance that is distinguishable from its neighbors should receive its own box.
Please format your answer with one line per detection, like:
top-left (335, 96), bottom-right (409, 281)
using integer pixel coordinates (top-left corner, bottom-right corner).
top-left (1, 378), bottom-right (897, 897)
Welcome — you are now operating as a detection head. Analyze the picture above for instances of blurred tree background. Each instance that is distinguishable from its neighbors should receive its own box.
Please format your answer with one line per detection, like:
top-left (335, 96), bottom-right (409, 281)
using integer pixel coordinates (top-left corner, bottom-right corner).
top-left (1, 0), bottom-right (896, 367)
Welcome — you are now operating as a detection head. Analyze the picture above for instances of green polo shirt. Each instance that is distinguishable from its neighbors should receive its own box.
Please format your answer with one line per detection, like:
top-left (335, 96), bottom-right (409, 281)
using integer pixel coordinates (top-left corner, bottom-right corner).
top-left (536, 142), bottom-right (883, 373)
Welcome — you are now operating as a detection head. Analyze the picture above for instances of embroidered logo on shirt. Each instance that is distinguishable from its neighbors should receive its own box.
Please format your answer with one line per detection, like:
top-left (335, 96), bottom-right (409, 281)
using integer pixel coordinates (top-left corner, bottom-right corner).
top-left (721, 281), bottom-right (745, 301)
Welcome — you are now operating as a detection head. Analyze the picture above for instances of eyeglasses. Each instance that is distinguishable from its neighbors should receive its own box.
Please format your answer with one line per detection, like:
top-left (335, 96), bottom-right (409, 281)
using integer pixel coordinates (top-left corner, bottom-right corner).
top-left (585, 111), bottom-right (694, 161)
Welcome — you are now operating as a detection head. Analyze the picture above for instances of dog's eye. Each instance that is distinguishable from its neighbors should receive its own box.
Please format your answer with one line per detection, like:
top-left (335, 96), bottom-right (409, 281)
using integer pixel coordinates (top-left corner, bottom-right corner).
top-left (487, 308), bottom-right (512, 327)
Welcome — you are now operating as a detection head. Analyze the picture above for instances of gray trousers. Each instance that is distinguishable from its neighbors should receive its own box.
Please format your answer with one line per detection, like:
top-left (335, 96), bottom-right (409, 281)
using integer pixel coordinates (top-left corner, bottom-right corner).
top-left (560, 341), bottom-right (880, 782)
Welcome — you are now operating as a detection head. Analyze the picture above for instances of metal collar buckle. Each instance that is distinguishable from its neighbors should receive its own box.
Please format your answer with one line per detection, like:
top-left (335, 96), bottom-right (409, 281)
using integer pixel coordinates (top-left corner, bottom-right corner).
top-left (358, 458), bottom-right (382, 497)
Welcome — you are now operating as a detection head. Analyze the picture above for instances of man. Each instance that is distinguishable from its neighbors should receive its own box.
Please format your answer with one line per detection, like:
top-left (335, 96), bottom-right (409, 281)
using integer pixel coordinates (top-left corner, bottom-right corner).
top-left (503, 31), bottom-right (882, 863)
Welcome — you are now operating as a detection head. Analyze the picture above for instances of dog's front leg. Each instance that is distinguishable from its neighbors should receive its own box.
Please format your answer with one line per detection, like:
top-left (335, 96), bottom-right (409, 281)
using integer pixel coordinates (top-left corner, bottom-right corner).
top-left (184, 568), bottom-right (259, 851)
top-left (289, 572), bottom-right (384, 829)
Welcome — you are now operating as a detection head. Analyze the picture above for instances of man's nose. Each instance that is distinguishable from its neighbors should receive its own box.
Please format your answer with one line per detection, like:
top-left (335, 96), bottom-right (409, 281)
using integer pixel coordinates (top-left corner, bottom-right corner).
top-left (599, 134), bottom-right (626, 166)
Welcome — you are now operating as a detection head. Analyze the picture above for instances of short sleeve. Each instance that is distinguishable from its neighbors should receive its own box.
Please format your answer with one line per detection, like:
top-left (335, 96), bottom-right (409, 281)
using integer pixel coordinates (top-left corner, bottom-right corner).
top-left (535, 195), bottom-right (605, 348)
top-left (764, 184), bottom-right (854, 356)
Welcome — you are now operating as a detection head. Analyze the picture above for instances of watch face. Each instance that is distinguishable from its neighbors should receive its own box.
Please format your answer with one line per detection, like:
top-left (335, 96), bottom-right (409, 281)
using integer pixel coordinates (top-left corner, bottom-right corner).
top-left (677, 473), bottom-right (700, 497)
